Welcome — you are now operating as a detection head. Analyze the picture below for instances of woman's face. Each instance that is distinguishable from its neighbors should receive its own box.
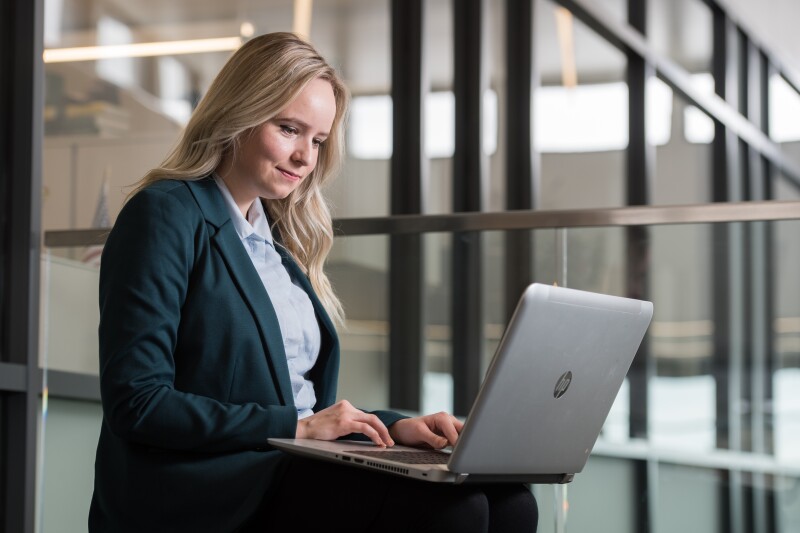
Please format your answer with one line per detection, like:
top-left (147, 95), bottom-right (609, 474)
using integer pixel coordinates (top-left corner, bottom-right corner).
top-left (221, 77), bottom-right (337, 213)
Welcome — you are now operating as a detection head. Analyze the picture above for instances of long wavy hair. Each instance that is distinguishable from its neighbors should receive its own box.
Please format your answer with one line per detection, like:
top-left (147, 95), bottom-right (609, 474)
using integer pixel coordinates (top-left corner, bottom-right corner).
top-left (132, 32), bottom-right (348, 325)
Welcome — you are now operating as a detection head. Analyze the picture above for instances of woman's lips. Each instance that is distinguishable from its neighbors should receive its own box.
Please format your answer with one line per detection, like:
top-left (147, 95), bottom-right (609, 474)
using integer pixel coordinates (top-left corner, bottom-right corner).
top-left (277, 167), bottom-right (301, 181)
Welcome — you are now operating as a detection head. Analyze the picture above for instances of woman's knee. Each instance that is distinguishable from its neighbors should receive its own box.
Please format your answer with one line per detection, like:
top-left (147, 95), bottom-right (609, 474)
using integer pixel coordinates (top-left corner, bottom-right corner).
top-left (419, 488), bottom-right (490, 533)
top-left (487, 485), bottom-right (538, 533)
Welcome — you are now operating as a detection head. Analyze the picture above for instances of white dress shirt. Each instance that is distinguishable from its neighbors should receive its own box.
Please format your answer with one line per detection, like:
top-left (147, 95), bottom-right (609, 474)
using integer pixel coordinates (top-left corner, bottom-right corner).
top-left (214, 175), bottom-right (321, 419)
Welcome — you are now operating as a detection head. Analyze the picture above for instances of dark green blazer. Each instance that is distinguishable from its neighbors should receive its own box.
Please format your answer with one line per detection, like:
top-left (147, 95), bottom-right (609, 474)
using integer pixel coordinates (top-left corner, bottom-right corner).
top-left (89, 177), bottom-right (404, 532)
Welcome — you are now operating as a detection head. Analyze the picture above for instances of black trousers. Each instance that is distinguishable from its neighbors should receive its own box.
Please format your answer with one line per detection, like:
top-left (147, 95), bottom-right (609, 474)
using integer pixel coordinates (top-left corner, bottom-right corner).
top-left (243, 456), bottom-right (538, 533)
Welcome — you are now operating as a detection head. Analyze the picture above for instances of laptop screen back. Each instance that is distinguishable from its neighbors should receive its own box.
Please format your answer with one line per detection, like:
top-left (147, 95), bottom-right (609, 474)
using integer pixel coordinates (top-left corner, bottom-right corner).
top-left (448, 283), bottom-right (653, 475)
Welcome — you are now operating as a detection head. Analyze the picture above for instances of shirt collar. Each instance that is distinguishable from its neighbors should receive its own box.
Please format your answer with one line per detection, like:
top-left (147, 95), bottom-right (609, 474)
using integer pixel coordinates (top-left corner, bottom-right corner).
top-left (213, 174), bottom-right (274, 245)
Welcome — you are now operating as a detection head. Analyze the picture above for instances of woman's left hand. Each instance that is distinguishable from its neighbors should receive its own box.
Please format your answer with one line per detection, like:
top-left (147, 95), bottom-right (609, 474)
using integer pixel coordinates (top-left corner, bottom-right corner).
top-left (388, 412), bottom-right (463, 449)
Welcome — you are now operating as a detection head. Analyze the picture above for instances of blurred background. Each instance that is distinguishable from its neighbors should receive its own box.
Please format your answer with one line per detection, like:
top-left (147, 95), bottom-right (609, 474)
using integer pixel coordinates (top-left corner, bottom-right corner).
top-left (3, 0), bottom-right (800, 531)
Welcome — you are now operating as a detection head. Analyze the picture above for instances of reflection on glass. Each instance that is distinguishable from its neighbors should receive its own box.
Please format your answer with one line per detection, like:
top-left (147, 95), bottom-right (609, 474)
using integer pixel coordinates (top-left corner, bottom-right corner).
top-left (40, 250), bottom-right (100, 375)
top-left (538, 455), bottom-right (636, 532)
top-left (650, 223), bottom-right (714, 451)
top-left (327, 235), bottom-right (389, 409)
top-left (551, 227), bottom-right (626, 297)
top-left (774, 368), bottom-right (800, 461)
top-left (481, 232), bottom-right (505, 372)
top-left (774, 220), bottom-right (800, 462)
top-left (651, 376), bottom-right (715, 450)
top-left (602, 379), bottom-right (630, 442)
top-left (776, 473), bottom-right (800, 532)
top-left (39, 398), bottom-right (104, 533)
top-left (655, 464), bottom-right (722, 532)
top-left (423, 233), bottom-right (452, 414)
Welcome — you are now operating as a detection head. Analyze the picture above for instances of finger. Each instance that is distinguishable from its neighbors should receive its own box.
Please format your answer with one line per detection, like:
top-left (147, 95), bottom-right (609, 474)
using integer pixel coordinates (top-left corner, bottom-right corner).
top-left (430, 433), bottom-right (450, 449)
top-left (437, 417), bottom-right (460, 446)
top-left (356, 413), bottom-right (393, 446)
top-left (354, 422), bottom-right (388, 447)
top-left (418, 424), bottom-right (449, 449)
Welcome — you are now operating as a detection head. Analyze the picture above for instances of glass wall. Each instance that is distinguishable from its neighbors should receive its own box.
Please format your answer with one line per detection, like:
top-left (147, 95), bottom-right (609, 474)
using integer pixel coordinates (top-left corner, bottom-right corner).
top-left (28, 1), bottom-right (800, 532)
top-left (327, 235), bottom-right (390, 409)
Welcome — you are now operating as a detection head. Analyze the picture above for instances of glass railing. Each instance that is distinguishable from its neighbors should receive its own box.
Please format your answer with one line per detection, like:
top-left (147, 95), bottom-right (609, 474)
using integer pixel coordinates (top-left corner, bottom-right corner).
top-left (40, 201), bottom-right (800, 532)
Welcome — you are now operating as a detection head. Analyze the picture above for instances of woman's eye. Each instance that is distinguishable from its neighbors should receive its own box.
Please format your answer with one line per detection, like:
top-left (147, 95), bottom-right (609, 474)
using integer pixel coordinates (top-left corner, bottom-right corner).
top-left (312, 138), bottom-right (324, 148)
top-left (280, 125), bottom-right (298, 135)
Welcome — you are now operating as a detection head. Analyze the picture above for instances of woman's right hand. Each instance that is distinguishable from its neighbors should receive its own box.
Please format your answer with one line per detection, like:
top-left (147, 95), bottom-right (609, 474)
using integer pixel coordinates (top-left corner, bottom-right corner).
top-left (295, 400), bottom-right (394, 447)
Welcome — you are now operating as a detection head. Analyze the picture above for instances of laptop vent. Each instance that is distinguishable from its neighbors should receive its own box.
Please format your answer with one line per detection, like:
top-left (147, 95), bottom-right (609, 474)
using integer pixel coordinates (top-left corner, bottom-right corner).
top-left (366, 461), bottom-right (409, 476)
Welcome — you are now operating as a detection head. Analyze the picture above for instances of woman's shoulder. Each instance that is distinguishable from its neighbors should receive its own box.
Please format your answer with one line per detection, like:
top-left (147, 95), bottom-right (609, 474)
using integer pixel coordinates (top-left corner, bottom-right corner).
top-left (122, 178), bottom-right (208, 223)
top-left (134, 176), bottom-right (217, 205)
top-left (139, 177), bottom-right (208, 197)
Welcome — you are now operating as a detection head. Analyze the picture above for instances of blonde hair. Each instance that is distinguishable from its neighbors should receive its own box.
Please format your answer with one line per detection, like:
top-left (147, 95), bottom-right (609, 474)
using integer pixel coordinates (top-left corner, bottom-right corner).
top-left (133, 32), bottom-right (348, 325)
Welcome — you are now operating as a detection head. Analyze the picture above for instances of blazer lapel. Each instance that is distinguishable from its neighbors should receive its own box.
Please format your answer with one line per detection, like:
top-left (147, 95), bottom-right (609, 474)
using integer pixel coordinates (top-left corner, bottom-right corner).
top-left (185, 178), bottom-right (294, 406)
top-left (275, 246), bottom-right (337, 342)
top-left (275, 245), bottom-right (340, 409)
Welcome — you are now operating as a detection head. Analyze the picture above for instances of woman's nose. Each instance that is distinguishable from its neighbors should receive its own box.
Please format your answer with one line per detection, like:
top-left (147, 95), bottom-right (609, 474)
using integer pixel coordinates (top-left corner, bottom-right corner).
top-left (291, 139), bottom-right (313, 166)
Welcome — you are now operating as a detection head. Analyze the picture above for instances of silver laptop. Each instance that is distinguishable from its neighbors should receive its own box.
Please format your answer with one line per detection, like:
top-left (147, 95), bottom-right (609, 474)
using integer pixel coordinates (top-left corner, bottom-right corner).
top-left (269, 283), bottom-right (653, 484)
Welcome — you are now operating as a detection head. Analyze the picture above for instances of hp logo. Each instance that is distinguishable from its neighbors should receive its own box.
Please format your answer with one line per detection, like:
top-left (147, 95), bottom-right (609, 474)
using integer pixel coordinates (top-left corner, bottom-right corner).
top-left (554, 371), bottom-right (573, 399)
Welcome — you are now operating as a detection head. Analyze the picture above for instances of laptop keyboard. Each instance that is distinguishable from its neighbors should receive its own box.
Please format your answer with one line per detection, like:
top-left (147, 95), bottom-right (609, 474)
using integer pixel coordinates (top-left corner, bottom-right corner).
top-left (344, 450), bottom-right (450, 465)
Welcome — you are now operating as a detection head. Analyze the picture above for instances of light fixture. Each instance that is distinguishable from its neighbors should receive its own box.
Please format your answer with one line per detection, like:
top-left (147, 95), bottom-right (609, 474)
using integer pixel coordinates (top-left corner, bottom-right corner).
top-left (293, 0), bottom-right (313, 38)
top-left (43, 36), bottom-right (242, 63)
top-left (240, 21), bottom-right (255, 38)
top-left (554, 7), bottom-right (577, 88)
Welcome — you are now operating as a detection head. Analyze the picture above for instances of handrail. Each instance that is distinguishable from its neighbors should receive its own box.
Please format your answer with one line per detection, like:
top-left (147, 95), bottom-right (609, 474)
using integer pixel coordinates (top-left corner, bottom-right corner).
top-left (44, 200), bottom-right (800, 248)
top-left (592, 440), bottom-right (800, 477)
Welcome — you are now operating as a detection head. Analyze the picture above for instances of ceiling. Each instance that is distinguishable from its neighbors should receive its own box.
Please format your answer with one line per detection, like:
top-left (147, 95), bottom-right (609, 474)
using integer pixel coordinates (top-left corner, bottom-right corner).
top-left (44, 0), bottom-right (800, 99)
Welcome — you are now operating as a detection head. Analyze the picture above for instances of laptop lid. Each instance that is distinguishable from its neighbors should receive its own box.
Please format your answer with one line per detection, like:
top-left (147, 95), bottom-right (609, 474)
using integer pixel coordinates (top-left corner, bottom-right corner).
top-left (447, 283), bottom-right (653, 476)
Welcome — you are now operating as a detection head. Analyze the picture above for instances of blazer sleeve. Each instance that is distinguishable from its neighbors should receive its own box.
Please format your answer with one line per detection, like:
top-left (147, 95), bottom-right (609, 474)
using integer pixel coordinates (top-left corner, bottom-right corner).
top-left (98, 186), bottom-right (297, 453)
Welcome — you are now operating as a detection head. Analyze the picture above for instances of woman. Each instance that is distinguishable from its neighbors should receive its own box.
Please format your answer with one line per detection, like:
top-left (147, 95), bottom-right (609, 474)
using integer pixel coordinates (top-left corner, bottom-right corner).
top-left (89, 32), bottom-right (537, 533)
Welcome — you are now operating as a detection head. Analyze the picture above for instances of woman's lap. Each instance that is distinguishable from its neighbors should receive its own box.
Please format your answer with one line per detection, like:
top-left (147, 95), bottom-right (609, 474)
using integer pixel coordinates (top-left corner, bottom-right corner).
top-left (245, 456), bottom-right (538, 533)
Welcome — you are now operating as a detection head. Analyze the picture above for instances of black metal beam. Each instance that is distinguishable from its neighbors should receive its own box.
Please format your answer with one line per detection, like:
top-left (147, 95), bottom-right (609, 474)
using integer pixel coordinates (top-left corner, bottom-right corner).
top-left (711, 7), bottom-right (729, 202)
top-left (744, 38), bottom-right (776, 533)
top-left (761, 53), bottom-right (775, 200)
top-left (0, 0), bottom-right (43, 531)
top-left (711, 8), bottom-right (747, 533)
top-left (452, 0), bottom-right (486, 416)
top-left (0, 363), bottom-right (26, 393)
top-left (626, 0), bottom-right (651, 441)
top-left (626, 2), bottom-right (653, 532)
top-left (711, 12), bottom-right (732, 533)
top-left (388, 0), bottom-right (425, 412)
top-left (737, 28), bottom-right (750, 202)
top-left (504, 0), bottom-right (536, 322)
